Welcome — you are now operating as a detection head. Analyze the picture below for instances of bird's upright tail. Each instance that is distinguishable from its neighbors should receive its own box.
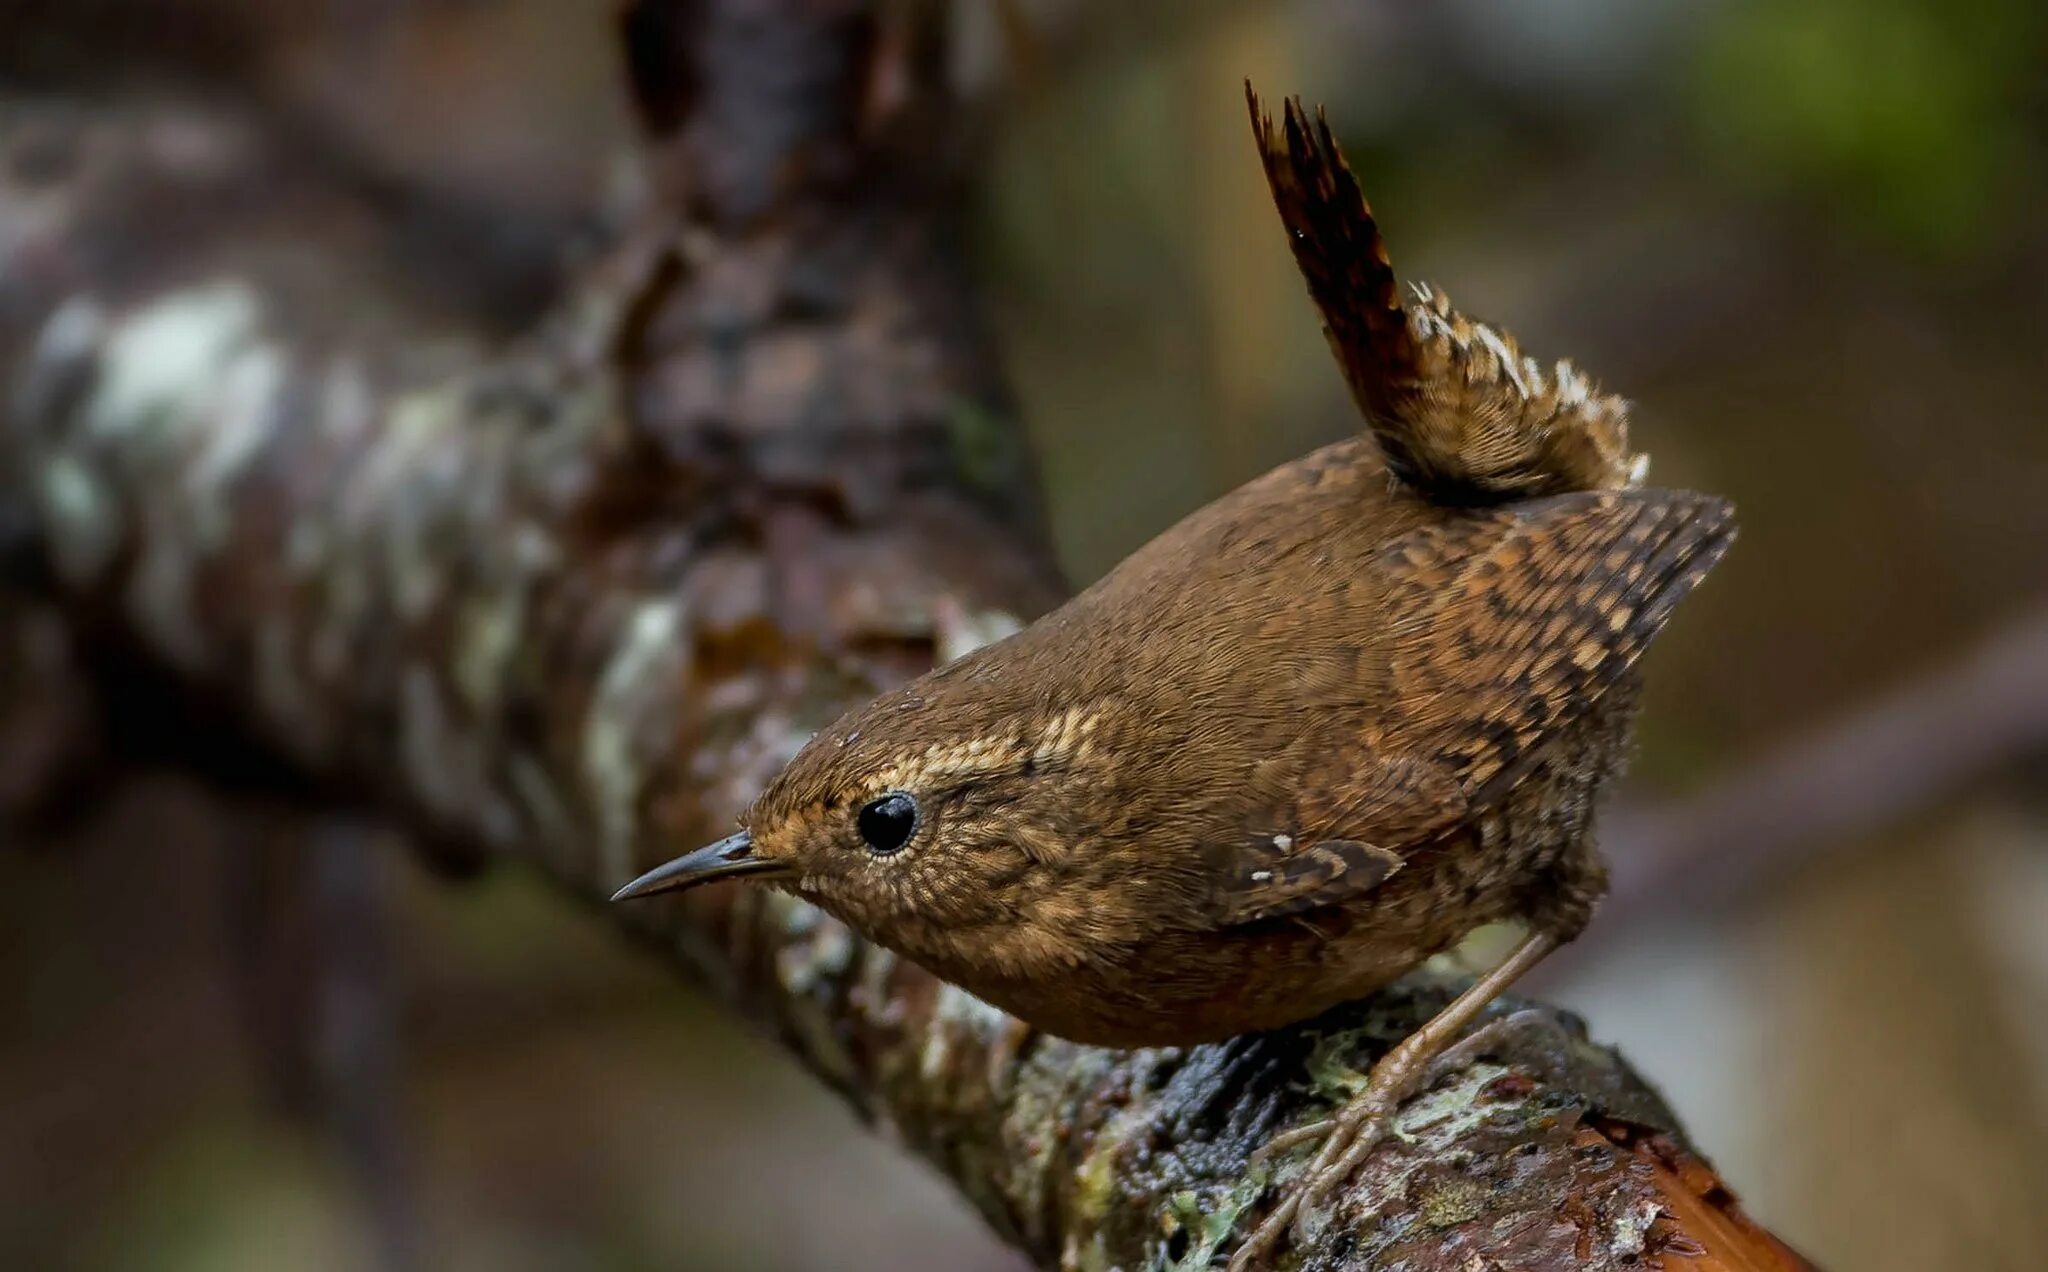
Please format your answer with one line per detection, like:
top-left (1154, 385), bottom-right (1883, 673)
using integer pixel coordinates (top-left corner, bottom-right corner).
top-left (1246, 84), bottom-right (1643, 503)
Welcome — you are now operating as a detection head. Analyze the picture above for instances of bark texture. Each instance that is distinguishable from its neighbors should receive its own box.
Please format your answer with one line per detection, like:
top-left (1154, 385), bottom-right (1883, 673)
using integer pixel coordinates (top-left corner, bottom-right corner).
top-left (0, 3), bottom-right (1812, 1268)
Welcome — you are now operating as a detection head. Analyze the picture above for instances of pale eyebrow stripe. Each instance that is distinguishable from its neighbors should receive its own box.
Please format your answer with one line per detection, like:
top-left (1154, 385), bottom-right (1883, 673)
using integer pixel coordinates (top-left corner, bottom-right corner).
top-left (867, 705), bottom-right (1101, 792)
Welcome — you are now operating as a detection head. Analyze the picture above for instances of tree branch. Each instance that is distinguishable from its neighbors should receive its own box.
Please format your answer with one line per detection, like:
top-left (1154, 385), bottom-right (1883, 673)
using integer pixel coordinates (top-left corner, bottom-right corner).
top-left (0, 4), bottom-right (1810, 1268)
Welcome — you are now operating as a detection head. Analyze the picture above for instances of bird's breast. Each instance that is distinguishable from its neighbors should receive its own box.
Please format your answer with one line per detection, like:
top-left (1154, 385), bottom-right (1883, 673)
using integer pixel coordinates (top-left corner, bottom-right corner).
top-left (956, 897), bottom-right (1463, 1047)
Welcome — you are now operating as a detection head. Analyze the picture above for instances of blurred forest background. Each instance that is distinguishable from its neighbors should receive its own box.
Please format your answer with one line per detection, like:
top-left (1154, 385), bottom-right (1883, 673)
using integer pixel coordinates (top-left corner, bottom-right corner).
top-left (3, 1), bottom-right (2046, 1269)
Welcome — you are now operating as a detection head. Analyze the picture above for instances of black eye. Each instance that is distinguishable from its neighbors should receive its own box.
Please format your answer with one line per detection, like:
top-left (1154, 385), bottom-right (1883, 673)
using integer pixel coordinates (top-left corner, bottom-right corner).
top-left (856, 792), bottom-right (919, 855)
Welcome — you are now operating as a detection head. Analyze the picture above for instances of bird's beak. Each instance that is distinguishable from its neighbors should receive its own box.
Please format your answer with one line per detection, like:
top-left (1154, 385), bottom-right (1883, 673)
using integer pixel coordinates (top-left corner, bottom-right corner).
top-left (610, 831), bottom-right (784, 902)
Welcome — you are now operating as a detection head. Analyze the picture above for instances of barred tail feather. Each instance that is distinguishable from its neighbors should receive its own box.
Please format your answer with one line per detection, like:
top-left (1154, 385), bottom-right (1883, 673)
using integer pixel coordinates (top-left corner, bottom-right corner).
top-left (1247, 83), bottom-right (1645, 504)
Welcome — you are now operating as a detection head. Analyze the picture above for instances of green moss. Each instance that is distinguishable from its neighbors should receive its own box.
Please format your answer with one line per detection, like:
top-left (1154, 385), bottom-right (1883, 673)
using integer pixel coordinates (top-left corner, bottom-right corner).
top-left (1417, 1175), bottom-right (1490, 1229)
top-left (1161, 1168), bottom-right (1270, 1272)
top-left (1070, 1102), bottom-right (1135, 1229)
top-left (1304, 1029), bottom-right (1374, 1103)
top-left (37, 454), bottom-right (121, 583)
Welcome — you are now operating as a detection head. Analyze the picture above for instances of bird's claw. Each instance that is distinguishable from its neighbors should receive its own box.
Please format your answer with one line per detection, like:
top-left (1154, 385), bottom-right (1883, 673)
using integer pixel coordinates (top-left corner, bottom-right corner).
top-left (1226, 1093), bottom-right (1401, 1271)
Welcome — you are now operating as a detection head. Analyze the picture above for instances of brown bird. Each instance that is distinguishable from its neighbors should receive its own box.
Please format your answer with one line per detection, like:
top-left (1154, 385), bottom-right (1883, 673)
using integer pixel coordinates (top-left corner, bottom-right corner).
top-left (616, 86), bottom-right (1734, 1268)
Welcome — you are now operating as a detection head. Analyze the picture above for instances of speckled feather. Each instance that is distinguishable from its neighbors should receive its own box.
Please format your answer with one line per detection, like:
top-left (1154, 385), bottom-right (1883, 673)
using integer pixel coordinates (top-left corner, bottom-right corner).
top-left (702, 93), bottom-right (1734, 1047)
top-left (1246, 87), bottom-right (1644, 500)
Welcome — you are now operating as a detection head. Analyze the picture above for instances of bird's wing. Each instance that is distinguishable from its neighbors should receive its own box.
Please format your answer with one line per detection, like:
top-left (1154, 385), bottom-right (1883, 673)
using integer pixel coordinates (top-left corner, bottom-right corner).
top-left (1203, 837), bottom-right (1402, 927)
top-left (1382, 487), bottom-right (1735, 805)
top-left (1187, 488), bottom-right (1731, 931)
top-left (1194, 756), bottom-right (1464, 928)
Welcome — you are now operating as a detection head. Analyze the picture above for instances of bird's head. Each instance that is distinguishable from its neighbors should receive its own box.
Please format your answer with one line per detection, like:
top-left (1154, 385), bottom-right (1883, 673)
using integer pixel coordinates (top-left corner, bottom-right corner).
top-left (612, 666), bottom-right (1119, 973)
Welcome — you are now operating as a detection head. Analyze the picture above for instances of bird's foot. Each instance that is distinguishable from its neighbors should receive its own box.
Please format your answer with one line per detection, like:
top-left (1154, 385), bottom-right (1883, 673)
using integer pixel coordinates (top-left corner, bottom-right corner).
top-left (1227, 1009), bottom-right (1569, 1271)
top-left (1226, 934), bottom-right (1565, 1269)
top-left (1228, 1080), bottom-right (1402, 1271)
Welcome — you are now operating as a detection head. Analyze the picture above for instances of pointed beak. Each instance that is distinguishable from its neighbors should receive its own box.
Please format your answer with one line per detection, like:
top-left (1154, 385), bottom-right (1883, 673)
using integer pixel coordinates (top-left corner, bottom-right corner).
top-left (610, 831), bottom-right (783, 902)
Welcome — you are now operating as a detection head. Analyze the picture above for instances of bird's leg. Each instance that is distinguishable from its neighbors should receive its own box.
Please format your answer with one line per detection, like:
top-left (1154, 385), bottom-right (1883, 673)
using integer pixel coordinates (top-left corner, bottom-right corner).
top-left (1421, 1006), bottom-right (1583, 1090)
top-left (1245, 1006), bottom-right (1577, 1165)
top-left (1296, 931), bottom-right (1560, 1202)
top-left (1227, 929), bottom-right (1560, 1272)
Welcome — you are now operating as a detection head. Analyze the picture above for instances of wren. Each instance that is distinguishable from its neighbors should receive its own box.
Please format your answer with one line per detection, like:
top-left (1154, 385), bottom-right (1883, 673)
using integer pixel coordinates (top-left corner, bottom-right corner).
top-left (616, 87), bottom-right (1734, 1269)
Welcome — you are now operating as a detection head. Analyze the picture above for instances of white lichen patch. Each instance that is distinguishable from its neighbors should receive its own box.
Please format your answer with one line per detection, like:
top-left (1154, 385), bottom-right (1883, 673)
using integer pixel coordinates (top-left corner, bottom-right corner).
top-left (87, 283), bottom-right (261, 443)
top-left (183, 340), bottom-right (284, 547)
top-left (319, 357), bottom-right (375, 447)
top-left (363, 387), bottom-right (468, 623)
top-left (1392, 1059), bottom-right (1509, 1142)
top-left (583, 598), bottom-right (686, 887)
top-left (453, 584), bottom-right (528, 717)
top-left (452, 529), bottom-right (555, 719)
top-left (776, 912), bottom-right (856, 999)
top-left (37, 455), bottom-right (119, 584)
top-left (772, 906), bottom-right (867, 1098)
top-left (920, 982), bottom-right (1013, 1084)
top-left (48, 282), bottom-right (286, 671)
top-left (852, 935), bottom-right (904, 1030)
top-left (1609, 1196), bottom-right (1663, 1257)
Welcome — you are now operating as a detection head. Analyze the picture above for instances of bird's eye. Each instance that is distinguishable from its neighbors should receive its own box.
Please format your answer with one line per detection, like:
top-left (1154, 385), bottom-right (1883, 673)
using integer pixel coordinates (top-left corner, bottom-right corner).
top-left (856, 792), bottom-right (919, 855)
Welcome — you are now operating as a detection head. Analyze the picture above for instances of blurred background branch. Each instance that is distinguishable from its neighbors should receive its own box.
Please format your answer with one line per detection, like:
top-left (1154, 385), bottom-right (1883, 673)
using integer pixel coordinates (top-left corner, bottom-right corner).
top-left (1562, 606), bottom-right (2048, 971)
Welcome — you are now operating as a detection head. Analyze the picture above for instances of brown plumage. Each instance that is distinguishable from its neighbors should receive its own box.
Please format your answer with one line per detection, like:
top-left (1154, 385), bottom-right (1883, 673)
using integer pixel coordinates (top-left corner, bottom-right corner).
top-left (1248, 86), bottom-right (1641, 501)
top-left (617, 86), bottom-right (1733, 1265)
